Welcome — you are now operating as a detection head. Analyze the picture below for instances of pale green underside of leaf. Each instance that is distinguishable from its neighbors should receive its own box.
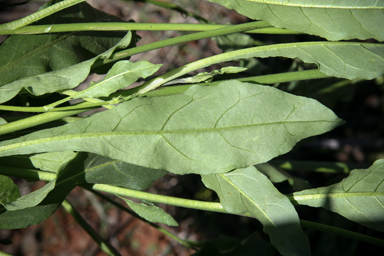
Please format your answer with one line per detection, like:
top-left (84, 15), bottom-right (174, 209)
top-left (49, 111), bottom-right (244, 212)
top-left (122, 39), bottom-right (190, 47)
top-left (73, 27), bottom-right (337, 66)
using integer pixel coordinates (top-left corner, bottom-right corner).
top-left (0, 2), bottom-right (131, 103)
top-left (201, 166), bottom-right (310, 256)
top-left (0, 175), bottom-right (21, 205)
top-left (74, 60), bottom-right (162, 99)
top-left (293, 159), bottom-right (384, 232)
top-left (0, 81), bottom-right (342, 175)
top-left (119, 197), bottom-right (178, 226)
top-left (208, 0), bottom-right (384, 41)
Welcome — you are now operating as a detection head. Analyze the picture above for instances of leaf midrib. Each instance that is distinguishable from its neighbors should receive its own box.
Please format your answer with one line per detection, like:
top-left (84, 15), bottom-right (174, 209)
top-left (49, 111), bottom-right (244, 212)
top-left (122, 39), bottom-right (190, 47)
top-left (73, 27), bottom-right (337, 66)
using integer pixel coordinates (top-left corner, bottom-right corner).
top-left (0, 119), bottom-right (337, 153)
top-left (294, 191), bottom-right (384, 201)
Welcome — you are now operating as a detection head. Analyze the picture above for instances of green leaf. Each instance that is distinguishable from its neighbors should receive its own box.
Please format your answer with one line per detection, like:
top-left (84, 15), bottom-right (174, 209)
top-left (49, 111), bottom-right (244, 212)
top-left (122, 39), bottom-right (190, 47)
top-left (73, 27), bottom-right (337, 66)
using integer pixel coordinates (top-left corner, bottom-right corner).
top-left (84, 154), bottom-right (167, 190)
top-left (201, 166), bottom-right (310, 256)
top-left (73, 60), bottom-right (162, 99)
top-left (208, 0), bottom-right (384, 41)
top-left (0, 2), bottom-right (132, 103)
top-left (118, 196), bottom-right (178, 226)
top-left (0, 118), bottom-right (7, 125)
top-left (292, 159), bottom-right (384, 232)
top-left (0, 175), bottom-right (21, 205)
top-left (0, 81), bottom-right (342, 175)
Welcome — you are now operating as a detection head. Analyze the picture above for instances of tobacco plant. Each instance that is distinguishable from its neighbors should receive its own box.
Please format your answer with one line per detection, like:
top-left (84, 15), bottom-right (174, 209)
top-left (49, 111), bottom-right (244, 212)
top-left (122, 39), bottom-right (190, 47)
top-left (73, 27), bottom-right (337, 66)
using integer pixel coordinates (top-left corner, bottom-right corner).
top-left (0, 0), bottom-right (383, 255)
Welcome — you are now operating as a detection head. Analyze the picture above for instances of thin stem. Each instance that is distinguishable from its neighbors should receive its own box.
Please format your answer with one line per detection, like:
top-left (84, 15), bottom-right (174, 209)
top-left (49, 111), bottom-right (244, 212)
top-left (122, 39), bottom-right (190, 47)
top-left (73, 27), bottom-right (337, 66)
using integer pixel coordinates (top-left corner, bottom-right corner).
top-left (61, 199), bottom-right (121, 256)
top-left (0, 103), bottom-right (93, 136)
top-left (125, 42), bottom-right (336, 98)
top-left (0, 100), bottom-right (118, 113)
top-left (101, 21), bottom-right (272, 66)
top-left (90, 184), bottom-right (227, 214)
top-left (0, 0), bottom-right (86, 30)
top-left (301, 220), bottom-right (384, 247)
top-left (0, 22), bottom-right (300, 36)
top-left (86, 188), bottom-right (200, 249)
top-left (109, 69), bottom-right (330, 99)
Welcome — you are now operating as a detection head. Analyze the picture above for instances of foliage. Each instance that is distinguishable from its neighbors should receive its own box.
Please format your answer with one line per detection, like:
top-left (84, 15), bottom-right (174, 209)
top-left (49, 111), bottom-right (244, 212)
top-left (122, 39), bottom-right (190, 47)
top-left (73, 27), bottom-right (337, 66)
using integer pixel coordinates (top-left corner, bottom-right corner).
top-left (0, 0), bottom-right (383, 255)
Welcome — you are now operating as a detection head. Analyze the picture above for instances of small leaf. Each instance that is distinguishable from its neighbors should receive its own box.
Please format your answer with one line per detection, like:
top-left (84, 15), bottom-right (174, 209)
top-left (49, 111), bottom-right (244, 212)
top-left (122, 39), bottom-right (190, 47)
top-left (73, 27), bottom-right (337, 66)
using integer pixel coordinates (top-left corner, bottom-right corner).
top-left (0, 81), bottom-right (343, 175)
top-left (202, 166), bottom-right (310, 256)
top-left (292, 159), bottom-right (384, 232)
top-left (209, 0), bottom-right (384, 41)
top-left (74, 60), bottom-right (162, 99)
top-left (0, 175), bottom-right (21, 205)
top-left (118, 196), bottom-right (178, 226)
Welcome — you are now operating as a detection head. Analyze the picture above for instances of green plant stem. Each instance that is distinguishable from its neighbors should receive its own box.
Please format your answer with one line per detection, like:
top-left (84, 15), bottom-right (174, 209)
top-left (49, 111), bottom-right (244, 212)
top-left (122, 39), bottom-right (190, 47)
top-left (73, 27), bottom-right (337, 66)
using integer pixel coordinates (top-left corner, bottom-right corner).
top-left (108, 69), bottom-right (330, 99)
top-left (0, 22), bottom-right (290, 35)
top-left (1, 167), bottom-right (383, 248)
top-left (0, 250), bottom-right (13, 256)
top-left (0, 104), bottom-right (93, 136)
top-left (0, 0), bottom-right (86, 30)
top-left (271, 160), bottom-right (369, 174)
top-left (89, 183), bottom-right (227, 214)
top-left (86, 188), bottom-right (200, 249)
top-left (61, 199), bottom-right (121, 256)
top-left (300, 220), bottom-right (384, 247)
top-left (101, 21), bottom-right (273, 65)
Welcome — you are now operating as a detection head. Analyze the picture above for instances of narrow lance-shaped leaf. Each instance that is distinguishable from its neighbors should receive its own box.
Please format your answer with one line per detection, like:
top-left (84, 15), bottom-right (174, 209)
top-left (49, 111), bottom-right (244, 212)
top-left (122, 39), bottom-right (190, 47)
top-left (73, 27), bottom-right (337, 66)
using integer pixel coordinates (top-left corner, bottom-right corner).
top-left (118, 196), bottom-right (178, 226)
top-left (292, 159), bottom-right (384, 232)
top-left (0, 81), bottom-right (342, 175)
top-left (208, 0), bottom-right (384, 41)
top-left (73, 60), bottom-right (162, 99)
top-left (0, 2), bottom-right (133, 103)
top-left (202, 166), bottom-right (311, 256)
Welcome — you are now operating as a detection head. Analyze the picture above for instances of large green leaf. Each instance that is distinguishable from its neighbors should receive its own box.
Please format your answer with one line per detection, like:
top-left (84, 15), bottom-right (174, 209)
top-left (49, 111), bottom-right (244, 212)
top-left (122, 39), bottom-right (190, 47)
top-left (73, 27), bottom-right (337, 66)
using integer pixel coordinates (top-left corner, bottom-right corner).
top-left (0, 81), bottom-right (342, 175)
top-left (292, 159), bottom-right (384, 232)
top-left (118, 197), bottom-right (178, 226)
top-left (202, 166), bottom-right (310, 256)
top-left (208, 0), bottom-right (384, 41)
top-left (30, 151), bottom-right (78, 173)
top-left (73, 60), bottom-right (162, 99)
top-left (0, 175), bottom-right (20, 205)
top-left (0, 2), bottom-right (132, 103)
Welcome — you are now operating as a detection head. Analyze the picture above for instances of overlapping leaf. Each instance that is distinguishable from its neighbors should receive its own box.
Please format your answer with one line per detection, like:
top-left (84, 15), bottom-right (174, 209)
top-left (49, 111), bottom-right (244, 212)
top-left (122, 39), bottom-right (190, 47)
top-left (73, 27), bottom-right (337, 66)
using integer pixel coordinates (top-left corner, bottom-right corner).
top-left (0, 2), bottom-right (132, 103)
top-left (202, 166), bottom-right (310, 256)
top-left (0, 81), bottom-right (342, 175)
top-left (73, 60), bottom-right (162, 99)
top-left (119, 197), bottom-right (178, 226)
top-left (208, 0), bottom-right (384, 41)
top-left (293, 159), bottom-right (384, 232)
